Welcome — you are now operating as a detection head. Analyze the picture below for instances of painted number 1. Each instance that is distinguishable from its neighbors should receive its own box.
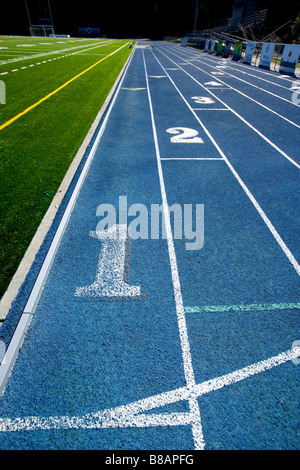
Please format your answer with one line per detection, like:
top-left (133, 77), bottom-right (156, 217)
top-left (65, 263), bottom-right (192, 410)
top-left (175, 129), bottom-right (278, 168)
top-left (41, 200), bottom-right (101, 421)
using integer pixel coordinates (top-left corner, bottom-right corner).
top-left (75, 224), bottom-right (144, 300)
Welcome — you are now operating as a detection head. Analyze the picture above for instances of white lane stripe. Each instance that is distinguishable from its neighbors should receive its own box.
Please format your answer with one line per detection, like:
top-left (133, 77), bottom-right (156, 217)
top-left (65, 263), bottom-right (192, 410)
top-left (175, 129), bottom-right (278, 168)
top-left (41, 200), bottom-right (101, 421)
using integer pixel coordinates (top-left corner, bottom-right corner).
top-left (164, 44), bottom-right (300, 105)
top-left (162, 45), bottom-right (300, 118)
top-left (160, 157), bottom-right (224, 160)
top-left (0, 39), bottom-right (118, 66)
top-left (196, 67), bottom-right (300, 128)
top-left (151, 48), bottom-right (300, 276)
top-left (157, 46), bottom-right (300, 169)
top-left (142, 48), bottom-right (205, 450)
top-left (0, 347), bottom-right (298, 432)
top-left (190, 59), bottom-right (300, 124)
top-left (164, 42), bottom-right (299, 85)
top-left (143, 50), bottom-right (196, 389)
top-left (192, 108), bottom-right (230, 110)
top-left (194, 346), bottom-right (300, 397)
top-left (0, 411), bottom-right (192, 432)
top-left (193, 52), bottom-right (298, 90)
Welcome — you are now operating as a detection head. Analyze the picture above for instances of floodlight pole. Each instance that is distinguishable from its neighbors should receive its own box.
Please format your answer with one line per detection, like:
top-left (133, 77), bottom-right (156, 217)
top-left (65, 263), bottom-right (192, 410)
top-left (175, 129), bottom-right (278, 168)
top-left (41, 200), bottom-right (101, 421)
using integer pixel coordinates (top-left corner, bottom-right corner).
top-left (48, 0), bottom-right (54, 27)
top-left (24, 0), bottom-right (32, 27)
top-left (193, 0), bottom-right (199, 36)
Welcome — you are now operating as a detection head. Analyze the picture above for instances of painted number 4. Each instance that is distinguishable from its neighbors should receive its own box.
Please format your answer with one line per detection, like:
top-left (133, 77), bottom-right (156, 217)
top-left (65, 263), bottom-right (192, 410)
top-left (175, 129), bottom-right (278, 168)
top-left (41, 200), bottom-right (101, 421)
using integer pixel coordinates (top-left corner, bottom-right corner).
top-left (166, 127), bottom-right (204, 143)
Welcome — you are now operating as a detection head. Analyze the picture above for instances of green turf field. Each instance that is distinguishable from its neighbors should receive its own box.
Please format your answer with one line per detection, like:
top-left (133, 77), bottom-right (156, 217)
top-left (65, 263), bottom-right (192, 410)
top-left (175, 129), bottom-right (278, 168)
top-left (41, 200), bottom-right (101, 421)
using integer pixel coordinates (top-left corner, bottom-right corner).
top-left (0, 36), bottom-right (133, 300)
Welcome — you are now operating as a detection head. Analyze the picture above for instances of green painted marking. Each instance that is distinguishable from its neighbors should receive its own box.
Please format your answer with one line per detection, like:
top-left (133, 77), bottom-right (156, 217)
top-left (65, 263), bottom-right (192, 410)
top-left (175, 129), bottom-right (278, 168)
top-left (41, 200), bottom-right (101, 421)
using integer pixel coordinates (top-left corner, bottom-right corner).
top-left (184, 303), bottom-right (300, 314)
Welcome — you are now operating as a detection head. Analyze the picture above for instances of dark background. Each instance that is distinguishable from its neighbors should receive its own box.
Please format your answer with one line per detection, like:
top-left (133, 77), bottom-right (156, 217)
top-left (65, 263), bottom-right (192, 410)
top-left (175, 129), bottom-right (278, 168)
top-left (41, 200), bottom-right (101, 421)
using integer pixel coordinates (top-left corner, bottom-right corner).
top-left (0, 0), bottom-right (299, 40)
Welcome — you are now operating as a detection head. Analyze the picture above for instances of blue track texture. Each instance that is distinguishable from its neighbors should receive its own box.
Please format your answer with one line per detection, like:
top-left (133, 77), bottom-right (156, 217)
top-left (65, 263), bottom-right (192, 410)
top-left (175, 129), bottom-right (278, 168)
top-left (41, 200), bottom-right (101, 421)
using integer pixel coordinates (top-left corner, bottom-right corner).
top-left (0, 41), bottom-right (299, 451)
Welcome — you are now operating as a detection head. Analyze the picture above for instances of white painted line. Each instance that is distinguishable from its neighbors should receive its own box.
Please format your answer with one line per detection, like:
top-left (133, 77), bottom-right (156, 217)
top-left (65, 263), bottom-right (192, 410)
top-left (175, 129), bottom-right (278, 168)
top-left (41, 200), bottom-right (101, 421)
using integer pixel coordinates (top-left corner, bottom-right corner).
top-left (202, 69), bottom-right (300, 128)
top-left (192, 108), bottom-right (229, 111)
top-left (197, 53), bottom-right (297, 90)
top-left (0, 40), bottom-right (114, 66)
top-left (157, 47), bottom-right (300, 169)
top-left (163, 44), bottom-right (300, 103)
top-left (151, 48), bottom-right (300, 277)
top-left (121, 87), bottom-right (146, 91)
top-left (194, 346), bottom-right (300, 398)
top-left (161, 157), bottom-right (224, 160)
top-left (166, 42), bottom-right (298, 84)
top-left (183, 58), bottom-right (300, 126)
top-left (178, 48), bottom-right (300, 98)
top-left (142, 48), bottom-right (205, 451)
top-left (0, 314), bottom-right (31, 397)
top-left (0, 346), bottom-right (298, 432)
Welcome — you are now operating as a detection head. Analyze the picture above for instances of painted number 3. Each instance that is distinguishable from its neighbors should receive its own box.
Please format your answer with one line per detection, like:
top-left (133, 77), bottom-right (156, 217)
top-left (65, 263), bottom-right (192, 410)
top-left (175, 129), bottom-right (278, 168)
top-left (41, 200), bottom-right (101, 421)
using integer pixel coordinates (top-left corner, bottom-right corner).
top-left (166, 127), bottom-right (204, 143)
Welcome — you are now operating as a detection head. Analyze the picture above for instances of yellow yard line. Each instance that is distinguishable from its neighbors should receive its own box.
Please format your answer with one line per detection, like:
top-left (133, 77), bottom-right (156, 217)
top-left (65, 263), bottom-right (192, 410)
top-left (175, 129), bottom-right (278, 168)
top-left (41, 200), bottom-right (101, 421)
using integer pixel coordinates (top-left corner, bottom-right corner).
top-left (0, 41), bottom-right (129, 131)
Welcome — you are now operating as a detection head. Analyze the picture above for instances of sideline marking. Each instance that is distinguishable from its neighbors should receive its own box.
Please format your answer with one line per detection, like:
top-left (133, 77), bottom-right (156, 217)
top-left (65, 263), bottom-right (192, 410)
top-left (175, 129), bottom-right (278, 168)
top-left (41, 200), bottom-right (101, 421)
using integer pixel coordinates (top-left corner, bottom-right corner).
top-left (185, 302), bottom-right (300, 314)
top-left (0, 39), bottom-right (116, 66)
top-left (0, 42), bottom-right (129, 131)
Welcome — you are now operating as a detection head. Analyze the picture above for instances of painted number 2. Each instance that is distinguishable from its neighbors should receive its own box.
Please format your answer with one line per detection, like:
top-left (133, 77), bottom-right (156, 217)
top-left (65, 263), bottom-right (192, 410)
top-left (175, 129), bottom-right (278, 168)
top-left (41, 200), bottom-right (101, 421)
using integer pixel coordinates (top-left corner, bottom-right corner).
top-left (192, 96), bottom-right (215, 104)
top-left (166, 127), bottom-right (204, 143)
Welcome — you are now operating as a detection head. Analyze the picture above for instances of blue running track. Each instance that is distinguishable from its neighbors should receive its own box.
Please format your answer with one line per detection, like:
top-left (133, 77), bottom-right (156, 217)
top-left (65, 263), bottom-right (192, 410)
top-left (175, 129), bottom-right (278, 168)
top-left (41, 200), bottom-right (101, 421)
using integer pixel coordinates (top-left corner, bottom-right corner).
top-left (0, 40), bottom-right (299, 450)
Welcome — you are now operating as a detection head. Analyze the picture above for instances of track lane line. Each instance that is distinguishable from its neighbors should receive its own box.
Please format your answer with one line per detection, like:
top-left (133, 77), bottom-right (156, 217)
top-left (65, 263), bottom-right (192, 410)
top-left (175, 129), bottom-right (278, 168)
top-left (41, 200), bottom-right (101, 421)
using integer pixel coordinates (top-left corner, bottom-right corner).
top-left (142, 48), bottom-right (205, 451)
top-left (186, 54), bottom-right (300, 109)
top-left (162, 47), bottom-right (300, 128)
top-left (156, 46), bottom-right (300, 170)
top-left (164, 42), bottom-right (299, 85)
top-left (161, 44), bottom-right (300, 109)
top-left (177, 47), bottom-right (297, 92)
top-left (1, 346), bottom-right (298, 432)
top-left (150, 47), bottom-right (300, 277)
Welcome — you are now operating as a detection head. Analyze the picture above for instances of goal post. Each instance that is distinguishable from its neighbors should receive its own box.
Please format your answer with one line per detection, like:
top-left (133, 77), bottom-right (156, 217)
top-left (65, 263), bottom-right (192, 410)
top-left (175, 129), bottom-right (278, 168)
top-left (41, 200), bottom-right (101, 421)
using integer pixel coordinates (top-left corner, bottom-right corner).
top-left (25, 0), bottom-right (55, 37)
top-left (29, 25), bottom-right (55, 37)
